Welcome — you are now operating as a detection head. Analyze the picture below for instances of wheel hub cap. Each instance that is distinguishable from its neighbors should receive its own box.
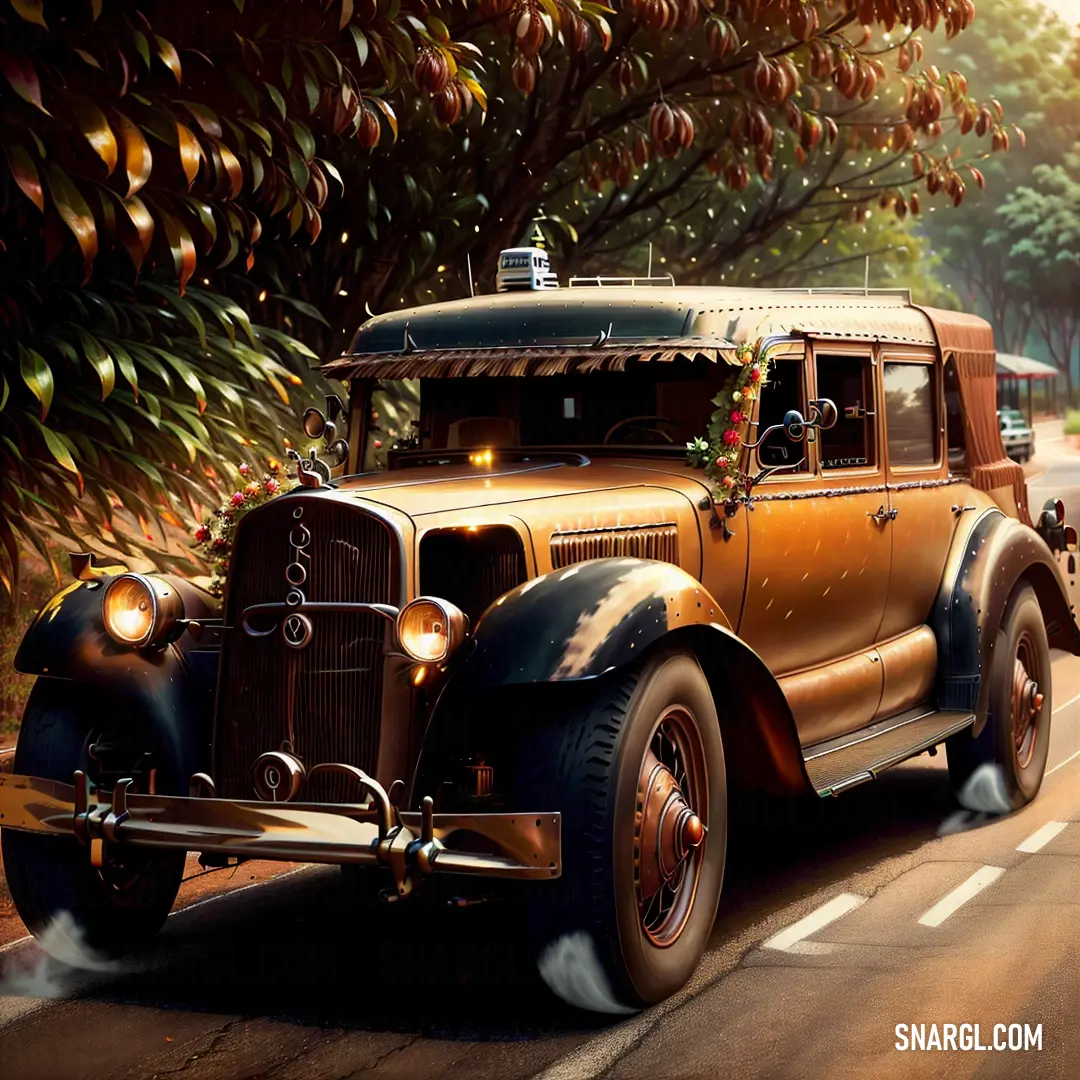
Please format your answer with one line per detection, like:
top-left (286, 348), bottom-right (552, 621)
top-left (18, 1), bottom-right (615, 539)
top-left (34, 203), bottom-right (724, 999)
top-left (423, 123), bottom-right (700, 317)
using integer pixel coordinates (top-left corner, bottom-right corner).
top-left (1011, 631), bottom-right (1043, 768)
top-left (638, 749), bottom-right (705, 903)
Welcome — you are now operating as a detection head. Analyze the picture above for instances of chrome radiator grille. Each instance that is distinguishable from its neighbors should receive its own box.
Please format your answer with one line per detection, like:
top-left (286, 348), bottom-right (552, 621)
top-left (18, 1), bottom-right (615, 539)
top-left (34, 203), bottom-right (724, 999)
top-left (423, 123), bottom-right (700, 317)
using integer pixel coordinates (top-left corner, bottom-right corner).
top-left (550, 523), bottom-right (678, 569)
top-left (213, 496), bottom-right (398, 802)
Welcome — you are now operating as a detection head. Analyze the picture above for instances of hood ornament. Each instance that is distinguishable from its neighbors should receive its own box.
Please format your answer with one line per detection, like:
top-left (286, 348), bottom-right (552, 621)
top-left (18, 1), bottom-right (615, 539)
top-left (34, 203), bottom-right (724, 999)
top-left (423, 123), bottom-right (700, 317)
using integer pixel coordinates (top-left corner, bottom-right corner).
top-left (287, 395), bottom-right (349, 487)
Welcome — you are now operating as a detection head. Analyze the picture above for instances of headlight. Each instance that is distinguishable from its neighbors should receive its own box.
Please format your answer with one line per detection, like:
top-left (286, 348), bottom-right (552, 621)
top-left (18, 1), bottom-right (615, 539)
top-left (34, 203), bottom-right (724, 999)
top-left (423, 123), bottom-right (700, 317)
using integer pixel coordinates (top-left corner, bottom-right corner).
top-left (102, 573), bottom-right (184, 648)
top-left (396, 597), bottom-right (468, 664)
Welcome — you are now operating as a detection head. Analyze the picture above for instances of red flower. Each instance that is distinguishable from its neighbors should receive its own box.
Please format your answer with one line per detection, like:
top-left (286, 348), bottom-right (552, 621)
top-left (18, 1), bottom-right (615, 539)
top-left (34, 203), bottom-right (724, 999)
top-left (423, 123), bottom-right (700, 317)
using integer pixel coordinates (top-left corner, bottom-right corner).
top-left (213, 537), bottom-right (228, 551)
top-left (230, 492), bottom-right (245, 507)
top-left (749, 365), bottom-right (761, 383)
top-left (722, 428), bottom-right (741, 447)
top-left (721, 475), bottom-right (736, 489)
top-left (194, 524), bottom-right (211, 544)
top-left (244, 482), bottom-right (260, 497)
top-left (714, 455), bottom-right (728, 469)
top-left (730, 409), bottom-right (746, 425)
top-left (238, 463), bottom-right (251, 477)
top-left (374, 439), bottom-right (383, 450)
top-left (265, 478), bottom-right (279, 494)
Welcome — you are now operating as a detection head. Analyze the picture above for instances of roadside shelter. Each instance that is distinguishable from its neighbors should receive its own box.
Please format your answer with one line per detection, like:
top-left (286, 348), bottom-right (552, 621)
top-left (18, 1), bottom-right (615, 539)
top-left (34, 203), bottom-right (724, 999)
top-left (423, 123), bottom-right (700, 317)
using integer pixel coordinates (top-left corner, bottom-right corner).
top-left (995, 352), bottom-right (1060, 422)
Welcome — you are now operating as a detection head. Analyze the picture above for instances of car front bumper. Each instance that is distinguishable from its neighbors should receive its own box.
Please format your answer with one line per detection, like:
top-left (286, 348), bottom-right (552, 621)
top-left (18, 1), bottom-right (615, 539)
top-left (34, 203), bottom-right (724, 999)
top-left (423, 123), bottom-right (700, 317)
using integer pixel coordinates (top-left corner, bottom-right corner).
top-left (0, 767), bottom-right (561, 898)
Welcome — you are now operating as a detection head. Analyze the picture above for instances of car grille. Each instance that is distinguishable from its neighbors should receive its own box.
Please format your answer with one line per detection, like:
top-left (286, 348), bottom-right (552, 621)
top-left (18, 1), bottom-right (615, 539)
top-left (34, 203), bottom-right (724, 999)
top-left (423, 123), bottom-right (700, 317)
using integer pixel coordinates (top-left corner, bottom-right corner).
top-left (213, 495), bottom-right (399, 803)
top-left (550, 523), bottom-right (678, 569)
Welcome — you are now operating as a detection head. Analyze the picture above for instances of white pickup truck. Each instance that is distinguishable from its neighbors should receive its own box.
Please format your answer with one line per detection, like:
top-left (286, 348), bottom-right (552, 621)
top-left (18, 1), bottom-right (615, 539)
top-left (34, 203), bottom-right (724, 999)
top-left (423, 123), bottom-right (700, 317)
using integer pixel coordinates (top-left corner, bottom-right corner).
top-left (998, 408), bottom-right (1035, 463)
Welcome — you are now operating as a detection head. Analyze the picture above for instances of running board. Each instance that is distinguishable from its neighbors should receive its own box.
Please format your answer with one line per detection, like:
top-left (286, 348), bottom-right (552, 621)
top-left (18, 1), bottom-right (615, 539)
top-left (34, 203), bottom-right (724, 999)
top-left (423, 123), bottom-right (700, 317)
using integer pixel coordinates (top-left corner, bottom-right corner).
top-left (802, 706), bottom-right (975, 797)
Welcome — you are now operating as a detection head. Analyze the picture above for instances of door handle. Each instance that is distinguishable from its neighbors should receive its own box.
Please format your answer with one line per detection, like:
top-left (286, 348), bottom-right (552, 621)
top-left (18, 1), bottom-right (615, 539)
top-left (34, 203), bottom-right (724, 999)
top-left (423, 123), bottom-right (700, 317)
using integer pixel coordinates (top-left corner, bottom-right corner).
top-left (867, 505), bottom-right (898, 524)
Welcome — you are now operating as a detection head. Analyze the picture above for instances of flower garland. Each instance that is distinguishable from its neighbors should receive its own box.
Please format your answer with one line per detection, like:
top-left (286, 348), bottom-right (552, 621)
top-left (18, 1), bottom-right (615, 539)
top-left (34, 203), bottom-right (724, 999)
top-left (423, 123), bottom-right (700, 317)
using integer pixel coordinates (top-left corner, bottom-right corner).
top-left (685, 338), bottom-right (771, 513)
top-left (192, 458), bottom-right (293, 596)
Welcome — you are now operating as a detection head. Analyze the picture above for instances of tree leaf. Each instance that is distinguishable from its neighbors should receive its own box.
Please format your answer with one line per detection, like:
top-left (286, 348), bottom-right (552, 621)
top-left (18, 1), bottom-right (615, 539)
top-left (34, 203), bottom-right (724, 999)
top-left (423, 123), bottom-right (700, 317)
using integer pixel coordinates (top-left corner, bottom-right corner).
top-left (287, 147), bottom-right (310, 191)
top-left (11, 0), bottom-right (47, 28)
top-left (318, 158), bottom-right (344, 193)
top-left (176, 122), bottom-right (202, 187)
top-left (75, 328), bottom-right (116, 400)
top-left (112, 112), bottom-right (152, 197)
top-left (155, 35), bottom-right (182, 85)
top-left (349, 25), bottom-right (369, 65)
top-left (215, 141), bottom-right (243, 199)
top-left (19, 345), bottom-right (54, 420)
top-left (29, 416), bottom-right (83, 491)
top-left (264, 82), bottom-right (287, 120)
top-left (180, 100), bottom-right (223, 138)
top-left (239, 117), bottom-right (273, 153)
top-left (289, 119), bottom-right (316, 162)
top-left (156, 349), bottom-right (207, 413)
top-left (0, 53), bottom-right (49, 113)
top-left (161, 212), bottom-right (197, 292)
top-left (0, 372), bottom-right (8, 413)
top-left (370, 97), bottom-right (398, 141)
top-left (121, 194), bottom-right (155, 268)
top-left (339, 0), bottom-right (354, 30)
top-left (5, 143), bottom-right (44, 211)
top-left (111, 342), bottom-right (140, 401)
top-left (70, 95), bottom-right (118, 174)
top-left (44, 164), bottom-right (98, 275)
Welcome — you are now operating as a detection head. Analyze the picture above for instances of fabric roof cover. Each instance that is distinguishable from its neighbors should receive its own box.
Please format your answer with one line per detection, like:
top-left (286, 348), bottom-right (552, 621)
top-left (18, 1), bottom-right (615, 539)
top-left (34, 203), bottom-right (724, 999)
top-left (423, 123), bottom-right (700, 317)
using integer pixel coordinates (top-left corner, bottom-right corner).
top-left (917, 306), bottom-right (1029, 525)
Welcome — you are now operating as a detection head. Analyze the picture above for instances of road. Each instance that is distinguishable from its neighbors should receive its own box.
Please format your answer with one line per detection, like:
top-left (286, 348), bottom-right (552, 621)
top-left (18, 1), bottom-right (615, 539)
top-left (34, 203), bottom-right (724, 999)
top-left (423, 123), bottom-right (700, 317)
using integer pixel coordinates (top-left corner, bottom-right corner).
top-left (2, 426), bottom-right (1080, 1080)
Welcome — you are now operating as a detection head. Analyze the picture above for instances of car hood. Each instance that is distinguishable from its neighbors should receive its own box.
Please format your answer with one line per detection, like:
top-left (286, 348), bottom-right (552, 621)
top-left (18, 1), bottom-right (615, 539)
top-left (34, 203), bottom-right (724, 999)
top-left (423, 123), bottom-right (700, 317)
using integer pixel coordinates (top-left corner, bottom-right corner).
top-left (335, 457), bottom-right (709, 519)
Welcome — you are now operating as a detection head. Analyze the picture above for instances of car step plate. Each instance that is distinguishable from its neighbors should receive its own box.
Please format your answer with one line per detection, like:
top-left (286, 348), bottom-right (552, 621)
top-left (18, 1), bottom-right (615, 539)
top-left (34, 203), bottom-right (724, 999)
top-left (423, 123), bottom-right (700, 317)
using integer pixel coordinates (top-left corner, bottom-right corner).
top-left (802, 707), bottom-right (975, 797)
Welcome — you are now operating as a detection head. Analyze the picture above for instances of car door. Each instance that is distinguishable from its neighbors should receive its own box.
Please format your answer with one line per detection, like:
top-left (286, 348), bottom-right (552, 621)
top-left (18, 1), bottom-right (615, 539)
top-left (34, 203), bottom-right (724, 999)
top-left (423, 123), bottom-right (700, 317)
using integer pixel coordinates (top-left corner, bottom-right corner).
top-left (738, 343), bottom-right (891, 745)
top-left (876, 347), bottom-right (961, 717)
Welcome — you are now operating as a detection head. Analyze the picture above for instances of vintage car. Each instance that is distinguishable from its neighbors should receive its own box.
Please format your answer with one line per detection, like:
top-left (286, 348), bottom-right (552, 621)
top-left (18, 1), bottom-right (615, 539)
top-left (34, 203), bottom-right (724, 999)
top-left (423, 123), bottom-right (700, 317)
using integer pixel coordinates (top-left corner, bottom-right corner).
top-left (998, 407), bottom-right (1035, 463)
top-left (2, 276), bottom-right (1079, 1016)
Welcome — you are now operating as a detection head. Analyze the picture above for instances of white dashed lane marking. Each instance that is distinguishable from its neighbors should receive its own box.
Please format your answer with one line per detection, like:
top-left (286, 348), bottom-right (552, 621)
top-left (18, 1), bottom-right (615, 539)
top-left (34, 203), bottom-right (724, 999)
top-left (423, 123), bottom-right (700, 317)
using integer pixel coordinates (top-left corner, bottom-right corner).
top-left (918, 865), bottom-right (1005, 928)
top-left (1016, 820), bottom-right (1069, 853)
top-left (762, 893), bottom-right (866, 952)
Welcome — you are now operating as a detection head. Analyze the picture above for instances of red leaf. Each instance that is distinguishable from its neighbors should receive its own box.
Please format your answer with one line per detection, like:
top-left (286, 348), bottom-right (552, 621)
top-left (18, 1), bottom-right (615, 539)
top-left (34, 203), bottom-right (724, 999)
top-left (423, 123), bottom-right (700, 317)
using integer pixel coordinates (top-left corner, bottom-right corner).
top-left (0, 52), bottom-right (49, 114)
top-left (4, 143), bottom-right (44, 211)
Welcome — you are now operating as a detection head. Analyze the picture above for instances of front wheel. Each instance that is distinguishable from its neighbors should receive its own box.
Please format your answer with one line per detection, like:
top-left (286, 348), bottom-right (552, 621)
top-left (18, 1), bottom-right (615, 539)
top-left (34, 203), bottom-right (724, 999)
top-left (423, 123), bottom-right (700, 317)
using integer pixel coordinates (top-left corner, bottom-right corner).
top-left (2, 680), bottom-right (186, 955)
top-left (510, 650), bottom-right (726, 1013)
top-left (947, 583), bottom-right (1051, 812)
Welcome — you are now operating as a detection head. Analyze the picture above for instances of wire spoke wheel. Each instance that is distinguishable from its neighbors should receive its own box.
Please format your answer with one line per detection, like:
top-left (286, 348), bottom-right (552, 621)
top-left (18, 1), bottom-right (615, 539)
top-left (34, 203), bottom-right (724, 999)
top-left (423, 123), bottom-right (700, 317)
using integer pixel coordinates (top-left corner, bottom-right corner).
top-left (1011, 629), bottom-right (1045, 770)
top-left (634, 705), bottom-right (709, 947)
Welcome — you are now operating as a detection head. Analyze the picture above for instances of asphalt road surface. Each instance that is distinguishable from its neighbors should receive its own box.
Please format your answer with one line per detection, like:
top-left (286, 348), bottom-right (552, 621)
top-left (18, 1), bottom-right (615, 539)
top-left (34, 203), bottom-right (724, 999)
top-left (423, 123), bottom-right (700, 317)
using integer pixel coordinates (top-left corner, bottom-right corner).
top-left (3, 426), bottom-right (1080, 1080)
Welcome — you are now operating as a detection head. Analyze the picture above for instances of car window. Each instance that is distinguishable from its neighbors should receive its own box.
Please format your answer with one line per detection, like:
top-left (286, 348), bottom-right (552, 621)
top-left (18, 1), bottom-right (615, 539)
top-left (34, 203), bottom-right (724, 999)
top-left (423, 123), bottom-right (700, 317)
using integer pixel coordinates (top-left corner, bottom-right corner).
top-left (944, 358), bottom-right (967, 474)
top-left (815, 353), bottom-right (876, 470)
top-left (883, 362), bottom-right (937, 466)
top-left (754, 357), bottom-right (809, 468)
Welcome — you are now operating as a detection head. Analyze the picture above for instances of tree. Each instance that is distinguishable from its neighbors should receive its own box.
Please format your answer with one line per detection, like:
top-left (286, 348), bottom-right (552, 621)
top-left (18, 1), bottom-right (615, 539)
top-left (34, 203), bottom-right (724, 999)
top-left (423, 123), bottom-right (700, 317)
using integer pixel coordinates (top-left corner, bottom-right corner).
top-left (1, 0), bottom-right (1006, 592)
top-left (920, 0), bottom-right (1080, 355)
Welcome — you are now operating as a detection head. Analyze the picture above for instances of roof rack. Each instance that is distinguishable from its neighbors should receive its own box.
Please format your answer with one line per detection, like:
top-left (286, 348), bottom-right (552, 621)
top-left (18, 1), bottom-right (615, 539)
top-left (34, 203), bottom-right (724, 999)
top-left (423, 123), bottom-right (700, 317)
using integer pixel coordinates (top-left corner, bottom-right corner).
top-left (567, 275), bottom-right (677, 288)
top-left (768, 286), bottom-right (913, 301)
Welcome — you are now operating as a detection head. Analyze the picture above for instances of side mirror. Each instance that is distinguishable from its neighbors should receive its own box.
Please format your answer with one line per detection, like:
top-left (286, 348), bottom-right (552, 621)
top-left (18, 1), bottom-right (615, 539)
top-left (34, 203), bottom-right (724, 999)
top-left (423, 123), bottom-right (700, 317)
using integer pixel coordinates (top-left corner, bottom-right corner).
top-left (782, 410), bottom-right (807, 442)
top-left (303, 408), bottom-right (327, 439)
top-left (809, 398), bottom-right (838, 430)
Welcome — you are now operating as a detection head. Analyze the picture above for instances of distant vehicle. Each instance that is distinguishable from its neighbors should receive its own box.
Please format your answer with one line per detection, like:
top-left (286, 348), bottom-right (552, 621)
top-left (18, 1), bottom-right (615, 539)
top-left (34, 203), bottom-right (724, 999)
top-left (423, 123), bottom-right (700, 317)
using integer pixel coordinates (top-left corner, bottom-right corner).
top-left (495, 246), bottom-right (559, 291)
top-left (999, 408), bottom-right (1035, 463)
top-left (4, 278), bottom-right (1080, 1015)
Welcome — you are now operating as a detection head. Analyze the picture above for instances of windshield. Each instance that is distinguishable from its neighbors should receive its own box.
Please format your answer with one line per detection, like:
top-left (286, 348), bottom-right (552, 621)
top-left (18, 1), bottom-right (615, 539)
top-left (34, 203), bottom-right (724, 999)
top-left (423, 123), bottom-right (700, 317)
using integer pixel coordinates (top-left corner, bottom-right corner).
top-left (362, 360), bottom-right (731, 469)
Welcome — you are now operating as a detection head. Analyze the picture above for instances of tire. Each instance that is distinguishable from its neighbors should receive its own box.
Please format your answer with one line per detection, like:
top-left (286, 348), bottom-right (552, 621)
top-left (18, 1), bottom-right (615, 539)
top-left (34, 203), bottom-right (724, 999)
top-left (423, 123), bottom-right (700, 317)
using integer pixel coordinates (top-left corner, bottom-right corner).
top-left (509, 649), bottom-right (726, 1013)
top-left (946, 583), bottom-right (1051, 812)
top-left (2, 680), bottom-right (186, 955)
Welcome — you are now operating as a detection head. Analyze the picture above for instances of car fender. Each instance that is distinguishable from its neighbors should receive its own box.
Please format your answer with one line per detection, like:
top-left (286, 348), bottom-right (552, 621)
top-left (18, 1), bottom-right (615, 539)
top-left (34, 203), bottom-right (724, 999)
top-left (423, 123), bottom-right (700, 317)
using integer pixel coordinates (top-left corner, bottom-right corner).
top-left (933, 508), bottom-right (1080, 736)
top-left (449, 557), bottom-right (810, 796)
top-left (14, 573), bottom-right (221, 781)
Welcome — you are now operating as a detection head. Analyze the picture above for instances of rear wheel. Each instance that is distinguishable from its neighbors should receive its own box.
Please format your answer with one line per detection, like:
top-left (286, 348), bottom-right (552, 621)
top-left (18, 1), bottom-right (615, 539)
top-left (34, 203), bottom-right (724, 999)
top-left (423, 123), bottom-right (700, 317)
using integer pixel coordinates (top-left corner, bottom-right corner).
top-left (2, 680), bottom-right (186, 955)
top-left (947, 583), bottom-right (1051, 811)
top-left (510, 650), bottom-right (726, 1012)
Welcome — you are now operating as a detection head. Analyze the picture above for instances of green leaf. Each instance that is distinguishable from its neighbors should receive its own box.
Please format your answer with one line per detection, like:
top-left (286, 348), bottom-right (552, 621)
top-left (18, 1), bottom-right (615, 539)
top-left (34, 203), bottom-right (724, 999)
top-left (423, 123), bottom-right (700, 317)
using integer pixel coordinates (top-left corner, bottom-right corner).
top-left (287, 147), bottom-right (310, 190)
top-left (155, 349), bottom-right (208, 413)
top-left (74, 328), bottom-right (116, 400)
top-left (11, 0), bottom-right (47, 28)
top-left (270, 294), bottom-right (330, 325)
top-left (239, 118), bottom-right (274, 153)
top-left (142, 282), bottom-right (208, 347)
top-left (349, 25), bottom-right (369, 65)
top-left (318, 158), bottom-right (344, 193)
top-left (289, 119), bottom-right (316, 162)
top-left (29, 416), bottom-right (82, 487)
top-left (0, 372), bottom-right (8, 412)
top-left (264, 82), bottom-right (287, 120)
top-left (111, 341), bottom-right (139, 401)
top-left (303, 70), bottom-right (320, 114)
top-left (19, 345), bottom-right (54, 420)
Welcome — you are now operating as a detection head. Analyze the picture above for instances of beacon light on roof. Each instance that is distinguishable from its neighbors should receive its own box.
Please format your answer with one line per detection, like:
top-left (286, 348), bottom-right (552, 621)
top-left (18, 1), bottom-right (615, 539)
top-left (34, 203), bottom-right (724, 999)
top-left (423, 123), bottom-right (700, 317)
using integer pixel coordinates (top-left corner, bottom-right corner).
top-left (495, 247), bottom-right (560, 292)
